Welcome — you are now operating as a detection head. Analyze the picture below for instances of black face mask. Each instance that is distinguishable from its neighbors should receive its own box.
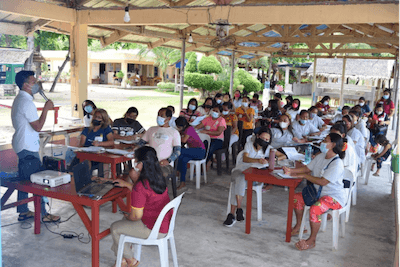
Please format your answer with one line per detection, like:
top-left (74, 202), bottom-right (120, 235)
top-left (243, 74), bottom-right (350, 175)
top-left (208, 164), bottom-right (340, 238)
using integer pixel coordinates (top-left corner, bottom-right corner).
top-left (126, 118), bottom-right (135, 124)
top-left (255, 138), bottom-right (270, 149)
top-left (205, 105), bottom-right (212, 109)
top-left (92, 119), bottom-right (102, 126)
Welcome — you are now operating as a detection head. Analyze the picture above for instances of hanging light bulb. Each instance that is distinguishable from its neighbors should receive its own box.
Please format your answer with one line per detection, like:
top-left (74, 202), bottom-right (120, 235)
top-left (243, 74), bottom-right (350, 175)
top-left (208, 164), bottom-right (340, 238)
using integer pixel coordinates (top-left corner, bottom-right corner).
top-left (188, 33), bottom-right (193, 43)
top-left (123, 6), bottom-right (130, 23)
top-left (306, 54), bottom-right (310, 60)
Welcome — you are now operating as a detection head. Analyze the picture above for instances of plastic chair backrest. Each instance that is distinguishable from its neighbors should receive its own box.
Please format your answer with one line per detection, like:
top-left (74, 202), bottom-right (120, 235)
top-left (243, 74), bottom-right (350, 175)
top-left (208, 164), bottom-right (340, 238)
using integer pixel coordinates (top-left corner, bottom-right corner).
top-left (237, 120), bottom-right (244, 144)
top-left (222, 126), bottom-right (232, 149)
top-left (197, 133), bottom-right (211, 160)
top-left (147, 193), bottom-right (185, 240)
top-left (342, 169), bottom-right (354, 206)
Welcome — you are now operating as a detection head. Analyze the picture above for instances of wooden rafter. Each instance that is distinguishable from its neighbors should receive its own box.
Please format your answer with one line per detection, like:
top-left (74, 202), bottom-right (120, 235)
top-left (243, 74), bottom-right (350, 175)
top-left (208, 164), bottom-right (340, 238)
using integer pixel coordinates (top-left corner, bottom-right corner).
top-left (100, 30), bottom-right (130, 47)
top-left (149, 38), bottom-right (169, 48)
top-left (173, 0), bottom-right (198, 7)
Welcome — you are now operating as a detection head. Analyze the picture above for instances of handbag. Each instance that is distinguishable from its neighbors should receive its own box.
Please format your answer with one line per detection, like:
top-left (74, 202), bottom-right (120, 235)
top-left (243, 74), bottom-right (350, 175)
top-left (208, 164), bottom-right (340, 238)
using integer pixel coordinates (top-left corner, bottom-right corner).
top-left (375, 124), bottom-right (388, 133)
top-left (302, 156), bottom-right (339, 206)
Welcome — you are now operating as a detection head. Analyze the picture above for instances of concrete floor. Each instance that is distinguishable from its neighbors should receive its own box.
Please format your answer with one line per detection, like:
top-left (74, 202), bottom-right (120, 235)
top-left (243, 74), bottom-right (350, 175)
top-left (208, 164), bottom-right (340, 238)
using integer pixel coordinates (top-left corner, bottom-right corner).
top-left (1, 158), bottom-right (396, 267)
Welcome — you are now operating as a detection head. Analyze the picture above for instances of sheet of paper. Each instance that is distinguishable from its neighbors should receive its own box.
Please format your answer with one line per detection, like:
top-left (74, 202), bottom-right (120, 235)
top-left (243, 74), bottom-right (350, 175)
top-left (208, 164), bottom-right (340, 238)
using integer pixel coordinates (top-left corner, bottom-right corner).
top-left (115, 139), bottom-right (138, 144)
top-left (79, 146), bottom-right (105, 153)
top-left (281, 147), bottom-right (305, 161)
top-left (273, 169), bottom-right (296, 179)
top-left (190, 115), bottom-right (206, 126)
top-left (105, 149), bottom-right (134, 158)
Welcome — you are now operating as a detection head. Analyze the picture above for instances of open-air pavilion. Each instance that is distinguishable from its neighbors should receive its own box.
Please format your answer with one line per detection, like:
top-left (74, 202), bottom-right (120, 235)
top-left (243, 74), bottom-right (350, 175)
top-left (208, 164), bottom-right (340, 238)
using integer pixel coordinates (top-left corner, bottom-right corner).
top-left (0, 1), bottom-right (399, 267)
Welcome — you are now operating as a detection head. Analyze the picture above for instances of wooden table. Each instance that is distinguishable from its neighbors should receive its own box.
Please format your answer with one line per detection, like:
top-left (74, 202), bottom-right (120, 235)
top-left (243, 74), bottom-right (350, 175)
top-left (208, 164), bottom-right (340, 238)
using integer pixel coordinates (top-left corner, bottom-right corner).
top-left (242, 167), bottom-right (302, 242)
top-left (0, 99), bottom-right (61, 124)
top-left (1, 178), bottom-right (130, 267)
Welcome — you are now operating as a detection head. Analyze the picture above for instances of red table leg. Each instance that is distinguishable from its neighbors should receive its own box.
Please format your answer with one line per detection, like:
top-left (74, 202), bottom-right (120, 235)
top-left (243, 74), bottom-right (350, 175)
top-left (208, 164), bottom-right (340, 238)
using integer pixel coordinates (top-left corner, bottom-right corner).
top-left (54, 109), bottom-right (58, 124)
top-left (111, 163), bottom-right (117, 179)
top-left (286, 186), bottom-right (295, 242)
top-left (34, 195), bottom-right (41, 235)
top-left (245, 180), bottom-right (253, 234)
top-left (92, 203), bottom-right (100, 267)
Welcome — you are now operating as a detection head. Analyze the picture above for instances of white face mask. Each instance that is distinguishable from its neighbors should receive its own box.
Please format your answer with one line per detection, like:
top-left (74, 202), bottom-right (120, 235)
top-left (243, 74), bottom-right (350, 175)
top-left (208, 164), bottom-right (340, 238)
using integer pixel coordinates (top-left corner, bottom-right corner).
top-left (279, 121), bottom-right (289, 129)
top-left (222, 110), bottom-right (229, 115)
top-left (267, 107), bottom-right (271, 111)
top-left (324, 101), bottom-right (329, 106)
top-left (132, 159), bottom-right (140, 172)
top-left (310, 113), bottom-right (317, 119)
top-left (242, 102), bottom-right (249, 107)
top-left (211, 111), bottom-right (220, 119)
top-left (189, 104), bottom-right (196, 111)
top-left (359, 102), bottom-right (364, 107)
top-left (31, 83), bottom-right (40, 94)
top-left (216, 99), bottom-right (222, 104)
top-left (376, 111), bottom-right (383, 115)
top-left (157, 116), bottom-right (165, 126)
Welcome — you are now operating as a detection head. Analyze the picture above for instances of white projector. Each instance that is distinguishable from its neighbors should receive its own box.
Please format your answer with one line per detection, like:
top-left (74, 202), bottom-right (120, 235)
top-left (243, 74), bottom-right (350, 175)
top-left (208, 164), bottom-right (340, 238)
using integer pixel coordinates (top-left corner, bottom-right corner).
top-left (30, 170), bottom-right (71, 187)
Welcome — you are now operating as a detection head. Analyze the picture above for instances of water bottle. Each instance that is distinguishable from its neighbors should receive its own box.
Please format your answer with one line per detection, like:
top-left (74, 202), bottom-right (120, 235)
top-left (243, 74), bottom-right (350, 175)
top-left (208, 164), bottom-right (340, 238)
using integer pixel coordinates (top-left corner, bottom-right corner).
top-left (269, 149), bottom-right (276, 170)
top-left (305, 144), bottom-right (312, 165)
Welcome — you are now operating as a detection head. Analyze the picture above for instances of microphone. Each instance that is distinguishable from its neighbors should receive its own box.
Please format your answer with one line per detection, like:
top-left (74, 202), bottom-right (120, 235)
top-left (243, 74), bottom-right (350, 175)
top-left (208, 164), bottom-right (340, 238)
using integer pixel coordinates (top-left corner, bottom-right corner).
top-left (39, 88), bottom-right (49, 102)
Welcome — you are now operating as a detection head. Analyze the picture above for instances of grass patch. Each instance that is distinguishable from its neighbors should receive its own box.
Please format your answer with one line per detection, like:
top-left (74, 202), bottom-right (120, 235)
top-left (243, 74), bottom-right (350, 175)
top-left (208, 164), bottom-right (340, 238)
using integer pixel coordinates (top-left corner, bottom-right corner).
top-left (155, 89), bottom-right (200, 97)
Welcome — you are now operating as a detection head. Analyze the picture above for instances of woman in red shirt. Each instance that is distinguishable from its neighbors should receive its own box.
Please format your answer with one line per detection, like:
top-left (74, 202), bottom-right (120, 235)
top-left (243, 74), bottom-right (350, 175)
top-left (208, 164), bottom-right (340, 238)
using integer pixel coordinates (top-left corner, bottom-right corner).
top-left (315, 96), bottom-right (332, 115)
top-left (376, 89), bottom-right (395, 118)
top-left (110, 146), bottom-right (172, 267)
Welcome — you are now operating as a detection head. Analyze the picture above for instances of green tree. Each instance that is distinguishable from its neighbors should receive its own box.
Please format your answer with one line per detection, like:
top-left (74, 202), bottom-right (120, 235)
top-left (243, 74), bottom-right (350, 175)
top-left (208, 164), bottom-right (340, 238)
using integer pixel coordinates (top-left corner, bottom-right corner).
top-left (185, 53), bottom-right (197, 73)
top-left (139, 46), bottom-right (181, 81)
top-left (184, 72), bottom-right (214, 98)
top-left (198, 55), bottom-right (222, 74)
top-left (236, 69), bottom-right (262, 93)
top-left (0, 34), bottom-right (27, 49)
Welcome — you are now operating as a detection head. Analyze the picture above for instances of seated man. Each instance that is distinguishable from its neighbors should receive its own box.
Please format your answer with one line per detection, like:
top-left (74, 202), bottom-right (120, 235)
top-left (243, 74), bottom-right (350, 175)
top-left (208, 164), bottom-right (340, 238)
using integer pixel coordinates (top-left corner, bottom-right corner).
top-left (112, 107), bottom-right (145, 141)
top-left (141, 108), bottom-right (181, 177)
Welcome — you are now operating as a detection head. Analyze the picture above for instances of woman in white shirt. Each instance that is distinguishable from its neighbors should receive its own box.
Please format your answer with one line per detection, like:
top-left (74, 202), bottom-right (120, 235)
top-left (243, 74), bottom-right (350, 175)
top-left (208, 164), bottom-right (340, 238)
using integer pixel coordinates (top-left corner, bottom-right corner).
top-left (286, 98), bottom-right (301, 122)
top-left (349, 110), bottom-right (369, 141)
top-left (284, 133), bottom-right (346, 251)
top-left (308, 106), bottom-right (326, 130)
top-left (343, 114), bottom-right (366, 164)
top-left (223, 127), bottom-right (272, 227)
top-left (197, 97), bottom-right (214, 116)
top-left (232, 90), bottom-right (242, 109)
top-left (270, 114), bottom-right (301, 149)
top-left (82, 100), bottom-right (97, 127)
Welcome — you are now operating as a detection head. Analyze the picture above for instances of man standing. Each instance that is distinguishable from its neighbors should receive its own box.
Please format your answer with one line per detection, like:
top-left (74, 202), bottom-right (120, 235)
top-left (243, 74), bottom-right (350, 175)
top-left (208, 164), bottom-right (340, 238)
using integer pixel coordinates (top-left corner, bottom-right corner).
top-left (11, 71), bottom-right (60, 222)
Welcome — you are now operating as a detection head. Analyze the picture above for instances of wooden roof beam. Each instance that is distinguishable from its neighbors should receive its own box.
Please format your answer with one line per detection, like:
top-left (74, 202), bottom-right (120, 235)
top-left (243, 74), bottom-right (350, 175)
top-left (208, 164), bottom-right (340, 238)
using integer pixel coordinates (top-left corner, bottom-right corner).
top-left (79, 4), bottom-right (399, 25)
top-left (149, 38), bottom-right (169, 48)
top-left (100, 30), bottom-right (131, 47)
top-left (26, 19), bottom-right (51, 34)
top-left (173, 0), bottom-right (198, 7)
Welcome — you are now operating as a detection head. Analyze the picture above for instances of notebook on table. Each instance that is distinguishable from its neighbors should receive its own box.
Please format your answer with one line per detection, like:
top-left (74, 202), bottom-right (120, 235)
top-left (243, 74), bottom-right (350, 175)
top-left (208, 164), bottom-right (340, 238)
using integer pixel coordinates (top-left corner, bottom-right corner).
top-left (72, 160), bottom-right (114, 200)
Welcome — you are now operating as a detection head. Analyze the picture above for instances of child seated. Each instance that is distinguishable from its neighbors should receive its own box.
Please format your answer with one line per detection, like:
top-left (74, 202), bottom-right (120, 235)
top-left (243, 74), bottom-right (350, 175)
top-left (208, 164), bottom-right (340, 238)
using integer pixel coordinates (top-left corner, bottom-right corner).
top-left (371, 134), bottom-right (392, 176)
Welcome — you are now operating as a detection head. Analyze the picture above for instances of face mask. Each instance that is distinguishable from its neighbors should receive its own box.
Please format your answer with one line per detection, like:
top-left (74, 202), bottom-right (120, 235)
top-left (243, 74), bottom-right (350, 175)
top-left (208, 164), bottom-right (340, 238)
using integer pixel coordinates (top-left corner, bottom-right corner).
top-left (205, 105), bottom-right (212, 109)
top-left (126, 118), bottom-right (135, 124)
top-left (216, 99), bottom-right (222, 104)
top-left (211, 111), bottom-right (219, 119)
top-left (255, 138), bottom-right (270, 148)
top-left (300, 119), bottom-right (307, 125)
top-left (376, 111), bottom-right (383, 115)
top-left (279, 122), bottom-right (289, 129)
top-left (31, 83), bottom-right (40, 94)
top-left (84, 105), bottom-right (93, 114)
top-left (320, 142), bottom-right (329, 154)
top-left (189, 104), bottom-right (196, 111)
top-left (310, 113), bottom-right (317, 119)
top-left (281, 102), bottom-right (285, 107)
top-left (292, 103), bottom-right (299, 109)
top-left (383, 95), bottom-right (389, 100)
top-left (354, 120), bottom-right (358, 125)
top-left (222, 111), bottom-right (229, 115)
top-left (359, 102), bottom-right (364, 107)
top-left (242, 102), bottom-right (249, 107)
top-left (324, 101), bottom-right (329, 105)
top-left (92, 119), bottom-right (101, 126)
top-left (234, 93), bottom-right (240, 98)
top-left (267, 107), bottom-right (271, 111)
top-left (157, 116), bottom-right (165, 126)
top-left (132, 159), bottom-right (140, 172)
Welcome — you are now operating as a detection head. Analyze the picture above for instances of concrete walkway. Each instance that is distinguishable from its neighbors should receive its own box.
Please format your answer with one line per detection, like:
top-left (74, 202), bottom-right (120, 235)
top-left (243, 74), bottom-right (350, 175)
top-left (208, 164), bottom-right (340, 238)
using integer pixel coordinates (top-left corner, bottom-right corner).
top-left (1, 155), bottom-right (395, 267)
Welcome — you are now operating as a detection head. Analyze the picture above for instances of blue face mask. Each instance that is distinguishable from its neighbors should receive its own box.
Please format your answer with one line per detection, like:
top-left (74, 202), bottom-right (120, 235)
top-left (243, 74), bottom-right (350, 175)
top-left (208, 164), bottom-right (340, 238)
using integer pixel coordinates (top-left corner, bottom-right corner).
top-left (211, 111), bottom-right (220, 119)
top-left (31, 84), bottom-right (40, 94)
top-left (320, 142), bottom-right (329, 154)
top-left (84, 105), bottom-right (93, 114)
top-left (383, 95), bottom-right (389, 100)
top-left (310, 113), bottom-right (316, 119)
top-left (189, 104), bottom-right (196, 111)
top-left (216, 99), bottom-right (222, 104)
top-left (300, 119), bottom-right (307, 125)
top-left (157, 116), bottom-right (165, 126)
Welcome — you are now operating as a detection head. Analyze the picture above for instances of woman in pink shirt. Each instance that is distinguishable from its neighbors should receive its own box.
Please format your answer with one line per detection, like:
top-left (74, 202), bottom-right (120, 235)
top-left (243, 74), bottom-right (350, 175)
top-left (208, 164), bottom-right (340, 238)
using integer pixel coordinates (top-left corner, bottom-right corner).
top-left (195, 104), bottom-right (227, 169)
top-left (111, 146), bottom-right (171, 267)
top-left (175, 116), bottom-right (206, 189)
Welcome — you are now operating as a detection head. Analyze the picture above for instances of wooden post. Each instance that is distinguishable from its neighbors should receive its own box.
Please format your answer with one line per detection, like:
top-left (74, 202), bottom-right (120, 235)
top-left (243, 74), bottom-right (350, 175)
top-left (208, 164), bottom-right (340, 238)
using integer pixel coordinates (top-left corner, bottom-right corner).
top-left (70, 22), bottom-right (88, 118)
top-left (392, 57), bottom-right (398, 133)
top-left (25, 33), bottom-right (34, 71)
top-left (229, 50), bottom-right (235, 97)
top-left (121, 61), bottom-right (128, 87)
top-left (179, 39), bottom-right (185, 112)
top-left (311, 56), bottom-right (317, 105)
top-left (340, 57), bottom-right (347, 108)
top-left (174, 67), bottom-right (178, 92)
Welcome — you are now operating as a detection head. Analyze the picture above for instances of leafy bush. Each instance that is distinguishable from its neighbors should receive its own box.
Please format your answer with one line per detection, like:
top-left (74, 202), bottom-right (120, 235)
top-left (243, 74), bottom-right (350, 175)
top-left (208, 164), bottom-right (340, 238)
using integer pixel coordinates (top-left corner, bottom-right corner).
top-left (157, 82), bottom-right (175, 90)
top-left (221, 77), bottom-right (240, 93)
top-left (185, 53), bottom-right (198, 73)
top-left (116, 71), bottom-right (124, 79)
top-left (184, 73), bottom-right (214, 91)
top-left (210, 80), bottom-right (224, 92)
top-left (235, 69), bottom-right (261, 93)
top-left (198, 56), bottom-right (222, 74)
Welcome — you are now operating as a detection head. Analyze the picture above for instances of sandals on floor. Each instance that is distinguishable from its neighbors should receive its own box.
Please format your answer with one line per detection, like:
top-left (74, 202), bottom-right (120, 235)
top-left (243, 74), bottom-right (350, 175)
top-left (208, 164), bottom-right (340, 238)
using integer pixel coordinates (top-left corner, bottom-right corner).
top-left (114, 258), bottom-right (139, 267)
top-left (18, 211), bottom-right (35, 221)
top-left (295, 239), bottom-right (316, 251)
top-left (42, 214), bottom-right (61, 223)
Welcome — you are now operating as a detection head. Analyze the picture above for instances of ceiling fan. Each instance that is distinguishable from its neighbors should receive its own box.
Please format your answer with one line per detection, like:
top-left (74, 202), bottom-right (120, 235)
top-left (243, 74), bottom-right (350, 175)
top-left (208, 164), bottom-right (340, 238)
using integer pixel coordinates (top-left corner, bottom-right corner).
top-left (210, 19), bottom-right (236, 48)
top-left (275, 42), bottom-right (293, 56)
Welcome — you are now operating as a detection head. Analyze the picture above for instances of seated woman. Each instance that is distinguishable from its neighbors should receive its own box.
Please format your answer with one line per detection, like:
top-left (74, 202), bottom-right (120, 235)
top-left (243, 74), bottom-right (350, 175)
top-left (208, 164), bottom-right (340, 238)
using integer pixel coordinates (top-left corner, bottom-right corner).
top-left (315, 96), bottom-right (333, 115)
top-left (308, 106), bottom-right (326, 130)
top-left (179, 98), bottom-right (202, 125)
top-left (223, 126), bottom-right (272, 227)
top-left (368, 103), bottom-right (390, 148)
top-left (270, 114), bottom-right (301, 158)
top-left (222, 102), bottom-right (239, 148)
top-left (292, 110), bottom-right (320, 143)
top-left (259, 99), bottom-right (281, 128)
top-left (82, 100), bottom-right (97, 127)
top-left (112, 107), bottom-right (146, 141)
top-left (358, 97), bottom-right (371, 117)
top-left (232, 90), bottom-right (242, 109)
top-left (283, 95), bottom-right (293, 111)
top-left (349, 110), bottom-right (369, 144)
top-left (235, 96), bottom-right (255, 148)
top-left (371, 134), bottom-right (393, 176)
top-left (110, 146), bottom-right (172, 267)
top-left (195, 104), bottom-right (227, 169)
top-left (175, 117), bottom-right (206, 190)
top-left (197, 97), bottom-right (215, 116)
top-left (80, 108), bottom-right (114, 147)
top-left (286, 98), bottom-right (301, 122)
top-left (249, 93), bottom-right (263, 116)
top-left (343, 114), bottom-right (366, 164)
top-left (223, 92), bottom-right (234, 109)
top-left (214, 93), bottom-right (223, 105)
top-left (330, 106), bottom-right (350, 124)
top-left (284, 133), bottom-right (346, 251)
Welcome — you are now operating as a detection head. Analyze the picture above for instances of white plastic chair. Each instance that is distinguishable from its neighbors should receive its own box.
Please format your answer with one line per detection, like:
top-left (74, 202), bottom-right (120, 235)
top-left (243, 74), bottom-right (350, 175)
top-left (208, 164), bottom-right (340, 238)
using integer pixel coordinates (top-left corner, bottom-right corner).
top-left (115, 193), bottom-right (185, 267)
top-left (226, 181), bottom-right (263, 221)
top-left (188, 133), bottom-right (211, 189)
top-left (364, 141), bottom-right (397, 185)
top-left (299, 174), bottom-right (354, 250)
